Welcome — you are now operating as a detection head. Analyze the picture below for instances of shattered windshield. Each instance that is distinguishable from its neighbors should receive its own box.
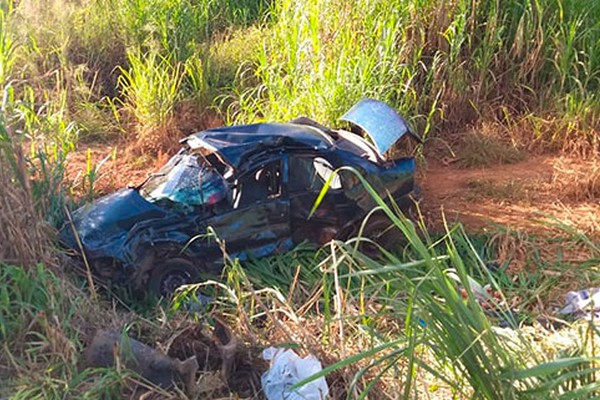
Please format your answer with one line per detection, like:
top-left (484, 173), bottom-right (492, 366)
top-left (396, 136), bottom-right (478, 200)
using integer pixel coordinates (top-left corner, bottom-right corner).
top-left (140, 153), bottom-right (228, 207)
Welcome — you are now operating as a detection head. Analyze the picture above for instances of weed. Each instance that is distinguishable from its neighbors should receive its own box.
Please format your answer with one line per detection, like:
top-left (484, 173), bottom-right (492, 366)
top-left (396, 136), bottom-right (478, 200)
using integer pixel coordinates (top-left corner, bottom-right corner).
top-left (6, 0), bottom-right (600, 152)
top-left (0, 113), bottom-right (57, 265)
top-left (466, 178), bottom-right (530, 202)
top-left (0, 7), bottom-right (16, 88)
top-left (208, 26), bottom-right (265, 91)
top-left (117, 50), bottom-right (184, 132)
top-left (459, 130), bottom-right (526, 167)
top-left (553, 159), bottom-right (600, 201)
top-left (223, 0), bottom-right (600, 152)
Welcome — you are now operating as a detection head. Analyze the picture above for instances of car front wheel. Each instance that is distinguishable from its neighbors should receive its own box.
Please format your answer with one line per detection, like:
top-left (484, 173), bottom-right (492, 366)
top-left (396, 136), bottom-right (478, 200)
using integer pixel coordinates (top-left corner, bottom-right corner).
top-left (356, 214), bottom-right (404, 258)
top-left (148, 258), bottom-right (200, 299)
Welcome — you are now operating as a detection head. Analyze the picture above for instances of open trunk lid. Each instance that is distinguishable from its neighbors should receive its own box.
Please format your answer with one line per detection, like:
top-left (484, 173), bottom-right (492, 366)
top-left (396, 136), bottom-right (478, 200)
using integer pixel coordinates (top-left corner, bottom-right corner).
top-left (340, 98), bottom-right (421, 157)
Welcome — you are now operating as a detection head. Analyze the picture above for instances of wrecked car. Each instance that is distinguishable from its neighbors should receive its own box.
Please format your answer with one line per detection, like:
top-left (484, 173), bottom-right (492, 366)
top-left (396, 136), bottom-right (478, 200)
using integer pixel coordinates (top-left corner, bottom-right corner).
top-left (60, 99), bottom-right (419, 297)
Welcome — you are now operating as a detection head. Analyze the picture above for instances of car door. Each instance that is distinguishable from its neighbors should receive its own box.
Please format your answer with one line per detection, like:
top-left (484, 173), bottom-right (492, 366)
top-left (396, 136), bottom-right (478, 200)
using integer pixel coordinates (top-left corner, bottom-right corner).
top-left (288, 154), bottom-right (357, 244)
top-left (204, 157), bottom-right (293, 260)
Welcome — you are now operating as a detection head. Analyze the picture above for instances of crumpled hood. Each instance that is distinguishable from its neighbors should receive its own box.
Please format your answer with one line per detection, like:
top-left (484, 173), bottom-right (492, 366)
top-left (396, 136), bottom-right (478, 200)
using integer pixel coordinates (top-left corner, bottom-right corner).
top-left (61, 188), bottom-right (166, 260)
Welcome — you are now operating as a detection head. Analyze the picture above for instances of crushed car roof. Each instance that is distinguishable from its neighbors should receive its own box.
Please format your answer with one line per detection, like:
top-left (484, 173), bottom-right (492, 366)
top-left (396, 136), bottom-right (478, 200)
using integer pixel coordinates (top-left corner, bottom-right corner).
top-left (184, 122), bottom-right (334, 168)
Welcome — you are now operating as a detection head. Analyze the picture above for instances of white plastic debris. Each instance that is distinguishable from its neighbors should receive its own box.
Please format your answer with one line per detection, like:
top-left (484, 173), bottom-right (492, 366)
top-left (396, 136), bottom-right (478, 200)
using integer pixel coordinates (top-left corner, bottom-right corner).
top-left (261, 347), bottom-right (329, 400)
top-left (558, 288), bottom-right (600, 320)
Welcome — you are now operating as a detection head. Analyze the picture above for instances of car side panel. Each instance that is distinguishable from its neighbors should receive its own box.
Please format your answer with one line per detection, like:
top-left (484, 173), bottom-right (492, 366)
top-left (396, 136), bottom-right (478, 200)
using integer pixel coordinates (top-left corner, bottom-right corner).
top-left (121, 213), bottom-right (215, 267)
top-left (205, 199), bottom-right (293, 260)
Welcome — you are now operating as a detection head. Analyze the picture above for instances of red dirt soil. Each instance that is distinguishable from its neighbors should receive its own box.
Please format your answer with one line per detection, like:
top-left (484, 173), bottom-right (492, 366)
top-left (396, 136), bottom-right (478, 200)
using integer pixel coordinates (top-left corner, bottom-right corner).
top-left (422, 156), bottom-right (600, 237)
top-left (63, 142), bottom-right (173, 197)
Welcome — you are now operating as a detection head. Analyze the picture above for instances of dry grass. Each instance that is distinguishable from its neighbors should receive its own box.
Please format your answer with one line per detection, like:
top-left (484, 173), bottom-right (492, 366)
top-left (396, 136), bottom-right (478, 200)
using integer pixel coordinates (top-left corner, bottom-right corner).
top-left (203, 279), bottom-right (409, 397)
top-left (0, 133), bottom-right (55, 269)
top-left (553, 158), bottom-right (600, 201)
top-left (125, 105), bottom-right (224, 157)
top-left (486, 222), bottom-right (600, 312)
top-left (457, 129), bottom-right (525, 168)
top-left (465, 178), bottom-right (531, 203)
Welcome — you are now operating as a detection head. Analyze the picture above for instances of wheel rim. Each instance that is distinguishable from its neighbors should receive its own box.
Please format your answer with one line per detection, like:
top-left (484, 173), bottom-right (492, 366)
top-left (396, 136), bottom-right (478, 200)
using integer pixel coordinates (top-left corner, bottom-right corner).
top-left (160, 269), bottom-right (192, 298)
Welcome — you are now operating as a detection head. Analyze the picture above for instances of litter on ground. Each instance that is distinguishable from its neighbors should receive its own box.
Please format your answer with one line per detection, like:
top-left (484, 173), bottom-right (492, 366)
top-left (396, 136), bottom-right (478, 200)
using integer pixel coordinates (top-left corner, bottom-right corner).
top-left (261, 346), bottom-right (329, 400)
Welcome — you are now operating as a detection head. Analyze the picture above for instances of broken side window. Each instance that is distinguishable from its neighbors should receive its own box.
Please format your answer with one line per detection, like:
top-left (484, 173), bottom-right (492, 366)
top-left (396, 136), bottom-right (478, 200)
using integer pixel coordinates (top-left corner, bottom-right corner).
top-left (233, 160), bottom-right (282, 208)
top-left (289, 156), bottom-right (342, 192)
top-left (313, 157), bottom-right (342, 190)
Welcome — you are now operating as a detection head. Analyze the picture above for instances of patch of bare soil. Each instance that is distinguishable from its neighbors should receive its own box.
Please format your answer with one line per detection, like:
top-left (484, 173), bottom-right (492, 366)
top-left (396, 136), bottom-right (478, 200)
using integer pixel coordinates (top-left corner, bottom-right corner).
top-left (421, 156), bottom-right (600, 237)
top-left (64, 109), bottom-right (224, 198)
top-left (63, 141), bottom-right (172, 198)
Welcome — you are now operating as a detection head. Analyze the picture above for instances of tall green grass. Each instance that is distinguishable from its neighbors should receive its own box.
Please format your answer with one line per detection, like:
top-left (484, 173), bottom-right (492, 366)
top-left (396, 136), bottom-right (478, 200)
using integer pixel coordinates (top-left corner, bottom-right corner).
top-left (7, 0), bottom-right (600, 150)
top-left (0, 262), bottom-right (143, 399)
top-left (6, 0), bottom-right (270, 137)
top-left (117, 50), bottom-right (184, 130)
top-left (228, 0), bottom-right (600, 149)
top-left (0, 6), bottom-right (16, 88)
top-left (229, 0), bottom-right (430, 126)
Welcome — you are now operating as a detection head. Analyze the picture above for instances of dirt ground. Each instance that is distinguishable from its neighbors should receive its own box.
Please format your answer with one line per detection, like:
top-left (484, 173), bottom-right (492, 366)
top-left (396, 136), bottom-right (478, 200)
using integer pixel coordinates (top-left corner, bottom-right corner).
top-left (422, 156), bottom-right (600, 237)
top-left (64, 142), bottom-right (600, 239)
top-left (63, 142), bottom-right (171, 196)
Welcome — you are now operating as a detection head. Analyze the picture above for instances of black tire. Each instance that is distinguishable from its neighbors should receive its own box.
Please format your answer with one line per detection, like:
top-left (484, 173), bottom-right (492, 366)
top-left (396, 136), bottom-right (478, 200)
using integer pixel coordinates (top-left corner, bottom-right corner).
top-left (357, 214), bottom-right (401, 258)
top-left (148, 258), bottom-right (200, 299)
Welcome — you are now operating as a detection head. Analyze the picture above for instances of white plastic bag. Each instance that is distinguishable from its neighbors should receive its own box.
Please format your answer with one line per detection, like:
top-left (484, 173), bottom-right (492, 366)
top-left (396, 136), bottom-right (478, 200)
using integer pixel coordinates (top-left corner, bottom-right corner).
top-left (559, 288), bottom-right (600, 320)
top-left (261, 347), bottom-right (329, 400)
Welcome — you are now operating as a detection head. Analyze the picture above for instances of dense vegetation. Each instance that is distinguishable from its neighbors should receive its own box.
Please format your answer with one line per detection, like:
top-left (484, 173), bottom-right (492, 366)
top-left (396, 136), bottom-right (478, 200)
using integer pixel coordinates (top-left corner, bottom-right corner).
top-left (2, 0), bottom-right (600, 398)
top-left (3, 0), bottom-right (600, 149)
